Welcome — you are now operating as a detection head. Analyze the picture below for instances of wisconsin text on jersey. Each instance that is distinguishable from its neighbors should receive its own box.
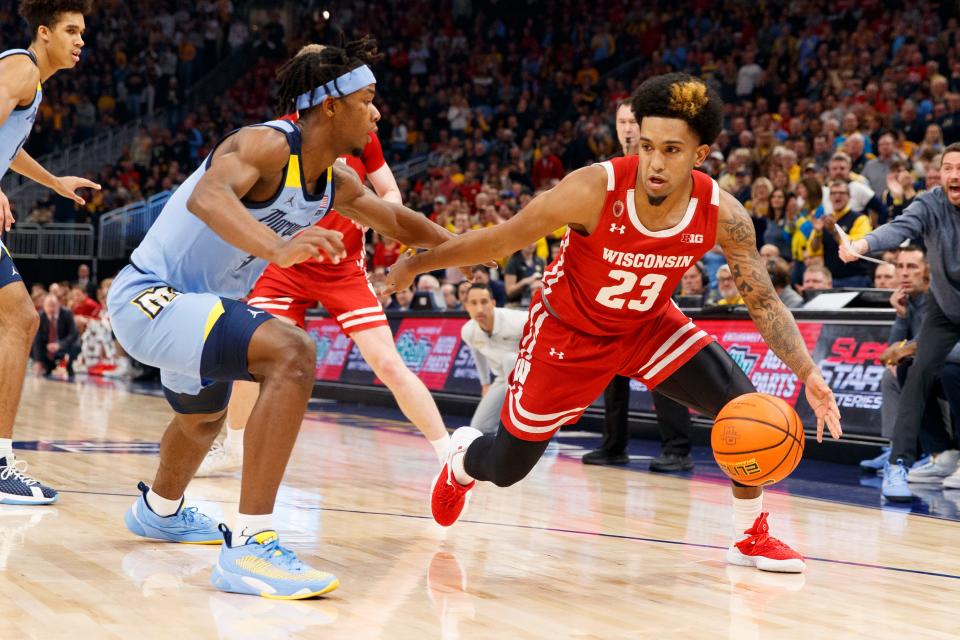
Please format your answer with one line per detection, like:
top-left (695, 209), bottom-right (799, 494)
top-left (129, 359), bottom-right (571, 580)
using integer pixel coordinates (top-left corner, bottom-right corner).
top-left (601, 249), bottom-right (696, 270)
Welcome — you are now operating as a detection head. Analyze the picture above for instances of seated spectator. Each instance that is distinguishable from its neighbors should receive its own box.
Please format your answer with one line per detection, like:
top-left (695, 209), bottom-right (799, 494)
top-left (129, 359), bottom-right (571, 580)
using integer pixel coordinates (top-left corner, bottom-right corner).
top-left (75, 264), bottom-right (97, 298)
top-left (387, 287), bottom-right (414, 312)
top-left (457, 280), bottom-right (473, 308)
top-left (504, 242), bottom-right (545, 308)
top-left (416, 274), bottom-right (445, 309)
top-left (882, 160), bottom-right (918, 220)
top-left (767, 258), bottom-right (803, 308)
top-left (759, 244), bottom-right (781, 262)
top-left (372, 234), bottom-right (402, 270)
top-left (68, 286), bottom-right (102, 318)
top-left (714, 265), bottom-right (744, 306)
top-left (32, 294), bottom-right (80, 377)
top-left (471, 265), bottom-right (506, 307)
top-left (801, 264), bottom-right (833, 292)
top-left (809, 180), bottom-right (873, 287)
top-left (441, 283), bottom-right (461, 311)
top-left (873, 261), bottom-right (897, 288)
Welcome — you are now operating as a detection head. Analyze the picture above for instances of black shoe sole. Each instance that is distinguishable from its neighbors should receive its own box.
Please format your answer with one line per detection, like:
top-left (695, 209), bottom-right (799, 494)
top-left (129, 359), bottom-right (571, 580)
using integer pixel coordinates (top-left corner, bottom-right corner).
top-left (582, 455), bottom-right (630, 466)
top-left (649, 464), bottom-right (695, 473)
top-left (883, 494), bottom-right (914, 503)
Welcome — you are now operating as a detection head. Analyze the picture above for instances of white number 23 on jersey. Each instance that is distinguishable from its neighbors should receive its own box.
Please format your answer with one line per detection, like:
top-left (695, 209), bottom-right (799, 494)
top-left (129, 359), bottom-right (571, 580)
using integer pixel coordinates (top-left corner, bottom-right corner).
top-left (595, 270), bottom-right (667, 312)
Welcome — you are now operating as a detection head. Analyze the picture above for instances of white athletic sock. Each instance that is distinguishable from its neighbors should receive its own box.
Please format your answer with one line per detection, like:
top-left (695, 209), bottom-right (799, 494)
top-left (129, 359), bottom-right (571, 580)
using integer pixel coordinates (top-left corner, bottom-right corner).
top-left (0, 438), bottom-right (12, 460)
top-left (732, 494), bottom-right (764, 542)
top-left (451, 447), bottom-right (474, 485)
top-left (235, 513), bottom-right (275, 542)
top-left (225, 425), bottom-right (244, 452)
top-left (146, 489), bottom-right (182, 517)
top-left (430, 433), bottom-right (451, 462)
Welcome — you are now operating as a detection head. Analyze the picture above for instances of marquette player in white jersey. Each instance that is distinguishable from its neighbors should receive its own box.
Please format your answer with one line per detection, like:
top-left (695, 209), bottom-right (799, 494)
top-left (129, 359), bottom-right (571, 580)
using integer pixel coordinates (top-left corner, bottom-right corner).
top-left (197, 46), bottom-right (450, 475)
top-left (107, 38), bottom-right (457, 599)
top-left (387, 73), bottom-right (842, 573)
top-left (0, 0), bottom-right (98, 505)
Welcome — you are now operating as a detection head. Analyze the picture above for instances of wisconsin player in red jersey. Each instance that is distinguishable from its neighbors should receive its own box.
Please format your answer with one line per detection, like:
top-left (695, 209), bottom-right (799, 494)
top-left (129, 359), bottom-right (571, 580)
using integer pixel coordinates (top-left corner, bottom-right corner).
top-left (387, 74), bottom-right (842, 573)
top-left (197, 49), bottom-right (451, 477)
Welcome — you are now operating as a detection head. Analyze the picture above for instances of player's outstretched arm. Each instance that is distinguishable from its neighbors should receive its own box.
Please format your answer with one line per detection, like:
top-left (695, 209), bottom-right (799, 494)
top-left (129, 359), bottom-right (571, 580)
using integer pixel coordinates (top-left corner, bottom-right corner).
top-left (717, 190), bottom-right (842, 442)
top-left (186, 127), bottom-right (345, 267)
top-left (332, 163), bottom-right (454, 247)
top-left (10, 150), bottom-right (100, 206)
top-left (383, 165), bottom-right (607, 293)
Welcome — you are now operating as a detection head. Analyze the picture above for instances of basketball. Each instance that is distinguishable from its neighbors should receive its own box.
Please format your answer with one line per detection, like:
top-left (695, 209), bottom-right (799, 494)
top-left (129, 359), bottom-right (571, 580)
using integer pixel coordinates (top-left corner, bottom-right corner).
top-left (711, 393), bottom-right (805, 487)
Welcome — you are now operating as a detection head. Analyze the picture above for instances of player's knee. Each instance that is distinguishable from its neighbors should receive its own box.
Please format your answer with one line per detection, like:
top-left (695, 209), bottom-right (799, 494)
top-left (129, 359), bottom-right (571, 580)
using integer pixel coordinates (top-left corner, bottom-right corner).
top-left (175, 410), bottom-right (226, 441)
top-left (488, 466), bottom-right (531, 488)
top-left (1, 293), bottom-right (39, 339)
top-left (369, 352), bottom-right (407, 385)
top-left (267, 330), bottom-right (316, 386)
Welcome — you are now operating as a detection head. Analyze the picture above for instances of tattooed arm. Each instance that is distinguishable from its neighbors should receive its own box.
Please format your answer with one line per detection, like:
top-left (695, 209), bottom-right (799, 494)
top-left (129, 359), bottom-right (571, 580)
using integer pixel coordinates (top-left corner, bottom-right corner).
top-left (716, 190), bottom-right (842, 441)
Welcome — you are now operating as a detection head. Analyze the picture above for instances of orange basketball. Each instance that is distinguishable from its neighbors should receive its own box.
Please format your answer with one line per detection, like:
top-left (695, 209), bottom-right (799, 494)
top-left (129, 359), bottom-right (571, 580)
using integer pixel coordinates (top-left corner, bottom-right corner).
top-left (711, 392), bottom-right (805, 486)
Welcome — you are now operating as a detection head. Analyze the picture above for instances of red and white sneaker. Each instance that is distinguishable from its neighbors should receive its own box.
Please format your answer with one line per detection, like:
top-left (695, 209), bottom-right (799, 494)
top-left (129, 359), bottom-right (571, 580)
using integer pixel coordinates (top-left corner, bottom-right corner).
top-left (726, 512), bottom-right (806, 573)
top-left (430, 427), bottom-right (483, 527)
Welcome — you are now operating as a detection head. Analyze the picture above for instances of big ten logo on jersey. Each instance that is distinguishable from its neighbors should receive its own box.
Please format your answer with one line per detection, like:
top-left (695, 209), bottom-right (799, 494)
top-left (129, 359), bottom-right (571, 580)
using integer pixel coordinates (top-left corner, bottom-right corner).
top-left (681, 233), bottom-right (704, 244)
top-left (131, 286), bottom-right (180, 319)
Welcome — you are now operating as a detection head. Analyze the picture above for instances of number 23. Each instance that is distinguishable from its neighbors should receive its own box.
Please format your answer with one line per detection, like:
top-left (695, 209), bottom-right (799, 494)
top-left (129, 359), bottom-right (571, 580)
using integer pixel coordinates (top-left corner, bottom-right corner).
top-left (595, 270), bottom-right (667, 312)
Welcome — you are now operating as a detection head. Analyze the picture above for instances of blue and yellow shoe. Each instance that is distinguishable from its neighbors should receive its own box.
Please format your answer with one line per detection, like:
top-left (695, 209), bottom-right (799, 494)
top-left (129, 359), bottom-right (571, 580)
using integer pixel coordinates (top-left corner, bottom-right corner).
top-left (124, 481), bottom-right (221, 544)
top-left (210, 524), bottom-right (339, 599)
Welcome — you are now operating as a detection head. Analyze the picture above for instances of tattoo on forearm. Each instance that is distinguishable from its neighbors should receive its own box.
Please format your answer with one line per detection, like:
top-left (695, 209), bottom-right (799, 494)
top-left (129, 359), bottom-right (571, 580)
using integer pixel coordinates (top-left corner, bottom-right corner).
top-left (719, 210), bottom-right (816, 382)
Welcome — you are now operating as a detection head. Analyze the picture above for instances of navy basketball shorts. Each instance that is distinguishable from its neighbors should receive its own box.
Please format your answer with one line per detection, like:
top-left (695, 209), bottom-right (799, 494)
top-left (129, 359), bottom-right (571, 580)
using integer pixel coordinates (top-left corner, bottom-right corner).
top-left (107, 265), bottom-right (274, 414)
top-left (0, 239), bottom-right (23, 289)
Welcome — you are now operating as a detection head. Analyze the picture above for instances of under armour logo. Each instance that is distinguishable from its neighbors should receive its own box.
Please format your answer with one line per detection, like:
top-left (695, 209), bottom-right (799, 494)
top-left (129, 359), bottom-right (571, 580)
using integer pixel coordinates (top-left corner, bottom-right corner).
top-left (610, 223), bottom-right (625, 235)
top-left (248, 309), bottom-right (264, 318)
top-left (549, 347), bottom-right (565, 359)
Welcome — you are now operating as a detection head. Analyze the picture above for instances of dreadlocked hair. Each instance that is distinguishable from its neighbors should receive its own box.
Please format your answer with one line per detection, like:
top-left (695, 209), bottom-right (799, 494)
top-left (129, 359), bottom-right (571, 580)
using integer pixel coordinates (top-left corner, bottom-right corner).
top-left (19, 0), bottom-right (91, 35)
top-left (631, 73), bottom-right (723, 145)
top-left (276, 34), bottom-right (383, 116)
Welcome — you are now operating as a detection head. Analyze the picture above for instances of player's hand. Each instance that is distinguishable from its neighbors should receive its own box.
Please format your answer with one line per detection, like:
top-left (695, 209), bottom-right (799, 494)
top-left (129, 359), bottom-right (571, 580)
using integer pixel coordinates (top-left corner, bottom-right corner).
top-left (0, 189), bottom-right (13, 232)
top-left (270, 228), bottom-right (345, 268)
top-left (54, 176), bottom-right (101, 206)
top-left (804, 370), bottom-right (842, 443)
top-left (383, 249), bottom-right (418, 295)
top-left (838, 238), bottom-right (868, 263)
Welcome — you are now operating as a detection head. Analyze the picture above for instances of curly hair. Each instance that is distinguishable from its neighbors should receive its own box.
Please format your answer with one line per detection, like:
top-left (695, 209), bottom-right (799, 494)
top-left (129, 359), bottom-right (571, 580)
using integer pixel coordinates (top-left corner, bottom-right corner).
top-left (19, 0), bottom-right (91, 35)
top-left (276, 34), bottom-right (383, 116)
top-left (630, 73), bottom-right (723, 145)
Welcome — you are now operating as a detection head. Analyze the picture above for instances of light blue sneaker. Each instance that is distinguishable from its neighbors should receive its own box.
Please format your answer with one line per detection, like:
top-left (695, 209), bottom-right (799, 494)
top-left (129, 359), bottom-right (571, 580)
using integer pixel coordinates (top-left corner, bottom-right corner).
top-left (882, 459), bottom-right (913, 503)
top-left (124, 481), bottom-right (221, 544)
top-left (210, 524), bottom-right (339, 599)
top-left (859, 447), bottom-right (890, 473)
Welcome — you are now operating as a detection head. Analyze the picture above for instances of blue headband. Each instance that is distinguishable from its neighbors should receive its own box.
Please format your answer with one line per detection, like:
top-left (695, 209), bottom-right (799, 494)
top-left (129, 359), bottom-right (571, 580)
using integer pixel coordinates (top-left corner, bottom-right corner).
top-left (295, 65), bottom-right (376, 111)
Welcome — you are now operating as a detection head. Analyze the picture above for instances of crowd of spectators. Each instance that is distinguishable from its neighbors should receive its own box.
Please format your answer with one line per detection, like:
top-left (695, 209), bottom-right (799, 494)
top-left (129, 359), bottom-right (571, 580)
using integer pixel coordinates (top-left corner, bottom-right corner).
top-left (22, 0), bottom-right (960, 309)
top-left (2, 0), bottom-right (252, 157)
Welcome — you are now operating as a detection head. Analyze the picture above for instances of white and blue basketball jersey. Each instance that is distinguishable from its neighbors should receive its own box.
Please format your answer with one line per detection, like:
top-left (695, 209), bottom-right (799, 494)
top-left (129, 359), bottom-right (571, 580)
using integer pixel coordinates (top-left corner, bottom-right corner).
top-left (130, 119), bottom-right (336, 298)
top-left (0, 49), bottom-right (41, 177)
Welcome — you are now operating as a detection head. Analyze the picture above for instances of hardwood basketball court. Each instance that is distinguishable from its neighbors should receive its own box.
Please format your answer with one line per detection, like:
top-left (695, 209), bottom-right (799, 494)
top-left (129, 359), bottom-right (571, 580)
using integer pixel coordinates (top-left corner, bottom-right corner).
top-left (2, 376), bottom-right (957, 639)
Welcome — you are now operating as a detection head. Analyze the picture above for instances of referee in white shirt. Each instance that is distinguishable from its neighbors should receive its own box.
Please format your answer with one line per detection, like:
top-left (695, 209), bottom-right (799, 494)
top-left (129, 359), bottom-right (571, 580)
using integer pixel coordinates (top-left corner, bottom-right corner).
top-left (460, 283), bottom-right (528, 434)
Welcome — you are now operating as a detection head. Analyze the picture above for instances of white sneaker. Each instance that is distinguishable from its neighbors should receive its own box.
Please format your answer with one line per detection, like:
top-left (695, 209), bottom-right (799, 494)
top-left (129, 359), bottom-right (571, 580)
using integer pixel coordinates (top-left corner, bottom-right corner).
top-left (907, 449), bottom-right (959, 483)
top-left (195, 441), bottom-right (243, 477)
top-left (942, 466), bottom-right (960, 489)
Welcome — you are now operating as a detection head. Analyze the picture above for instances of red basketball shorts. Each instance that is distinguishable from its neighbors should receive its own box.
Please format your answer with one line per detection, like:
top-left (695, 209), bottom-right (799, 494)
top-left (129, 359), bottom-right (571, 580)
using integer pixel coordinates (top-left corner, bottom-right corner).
top-left (500, 295), bottom-right (714, 441)
top-left (247, 263), bottom-right (387, 333)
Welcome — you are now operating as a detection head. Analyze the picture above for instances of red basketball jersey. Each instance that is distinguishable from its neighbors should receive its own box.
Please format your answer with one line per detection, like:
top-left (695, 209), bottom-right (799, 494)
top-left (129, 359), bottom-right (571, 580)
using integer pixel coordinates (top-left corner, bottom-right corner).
top-left (541, 156), bottom-right (720, 336)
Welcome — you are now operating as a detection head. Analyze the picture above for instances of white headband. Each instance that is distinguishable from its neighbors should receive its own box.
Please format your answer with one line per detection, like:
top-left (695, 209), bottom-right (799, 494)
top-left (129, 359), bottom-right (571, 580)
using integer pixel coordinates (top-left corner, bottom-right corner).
top-left (295, 65), bottom-right (376, 111)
